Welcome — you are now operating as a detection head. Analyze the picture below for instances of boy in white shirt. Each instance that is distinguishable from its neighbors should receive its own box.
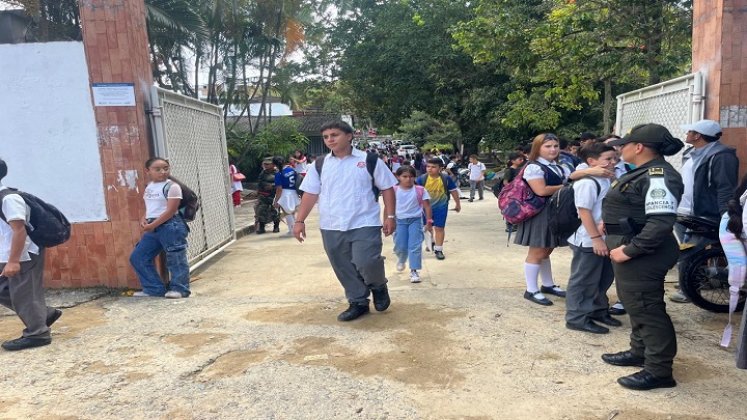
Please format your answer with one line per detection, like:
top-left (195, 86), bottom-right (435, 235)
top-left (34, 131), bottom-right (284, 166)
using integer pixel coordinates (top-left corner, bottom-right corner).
top-left (467, 154), bottom-right (486, 202)
top-left (565, 143), bottom-right (622, 334)
top-left (0, 158), bottom-right (62, 351)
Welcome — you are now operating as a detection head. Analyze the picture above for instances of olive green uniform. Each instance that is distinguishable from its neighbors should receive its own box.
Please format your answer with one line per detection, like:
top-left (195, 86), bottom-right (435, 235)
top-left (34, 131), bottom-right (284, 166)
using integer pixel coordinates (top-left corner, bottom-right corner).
top-left (255, 169), bottom-right (280, 226)
top-left (602, 158), bottom-right (683, 378)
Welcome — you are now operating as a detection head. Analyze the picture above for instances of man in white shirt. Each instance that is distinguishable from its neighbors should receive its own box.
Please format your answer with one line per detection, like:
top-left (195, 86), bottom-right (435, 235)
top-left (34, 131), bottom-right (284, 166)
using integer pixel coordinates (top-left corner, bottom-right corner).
top-left (467, 154), bottom-right (486, 202)
top-left (294, 121), bottom-right (398, 322)
top-left (0, 159), bottom-right (62, 351)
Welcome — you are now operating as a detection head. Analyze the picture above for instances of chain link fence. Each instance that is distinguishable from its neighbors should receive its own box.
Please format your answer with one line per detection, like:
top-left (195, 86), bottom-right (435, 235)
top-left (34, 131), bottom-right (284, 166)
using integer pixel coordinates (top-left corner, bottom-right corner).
top-left (149, 87), bottom-right (235, 267)
top-left (615, 73), bottom-right (705, 169)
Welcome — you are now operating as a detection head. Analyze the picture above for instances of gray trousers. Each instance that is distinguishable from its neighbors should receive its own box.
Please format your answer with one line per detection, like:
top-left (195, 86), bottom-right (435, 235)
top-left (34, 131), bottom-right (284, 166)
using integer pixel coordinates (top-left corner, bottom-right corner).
top-left (565, 245), bottom-right (614, 324)
top-left (0, 249), bottom-right (53, 338)
top-left (320, 227), bottom-right (388, 304)
top-left (469, 180), bottom-right (484, 199)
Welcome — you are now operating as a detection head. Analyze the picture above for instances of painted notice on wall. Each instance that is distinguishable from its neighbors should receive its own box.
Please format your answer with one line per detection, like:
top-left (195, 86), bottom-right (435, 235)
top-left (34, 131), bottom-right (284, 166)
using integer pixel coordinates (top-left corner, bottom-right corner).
top-left (92, 83), bottom-right (136, 106)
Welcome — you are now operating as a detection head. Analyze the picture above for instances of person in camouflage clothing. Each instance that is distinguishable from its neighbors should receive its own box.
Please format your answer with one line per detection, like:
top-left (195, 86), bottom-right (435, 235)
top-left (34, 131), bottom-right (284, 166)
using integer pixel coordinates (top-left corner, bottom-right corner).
top-left (255, 158), bottom-right (280, 234)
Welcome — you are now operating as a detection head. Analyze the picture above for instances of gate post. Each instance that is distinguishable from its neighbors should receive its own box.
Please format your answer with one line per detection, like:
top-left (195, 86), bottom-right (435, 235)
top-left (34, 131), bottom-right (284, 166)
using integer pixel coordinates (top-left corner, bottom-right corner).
top-left (692, 1), bottom-right (747, 172)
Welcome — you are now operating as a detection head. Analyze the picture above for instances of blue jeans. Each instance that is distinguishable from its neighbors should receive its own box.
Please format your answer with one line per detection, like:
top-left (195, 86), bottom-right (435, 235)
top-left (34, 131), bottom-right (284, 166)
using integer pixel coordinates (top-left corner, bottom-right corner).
top-left (393, 217), bottom-right (424, 270)
top-left (129, 216), bottom-right (190, 296)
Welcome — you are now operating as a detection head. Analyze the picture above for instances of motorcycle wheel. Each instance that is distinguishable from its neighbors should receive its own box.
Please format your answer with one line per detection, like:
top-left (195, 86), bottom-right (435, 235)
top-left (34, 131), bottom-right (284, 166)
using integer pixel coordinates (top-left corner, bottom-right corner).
top-left (680, 247), bottom-right (746, 313)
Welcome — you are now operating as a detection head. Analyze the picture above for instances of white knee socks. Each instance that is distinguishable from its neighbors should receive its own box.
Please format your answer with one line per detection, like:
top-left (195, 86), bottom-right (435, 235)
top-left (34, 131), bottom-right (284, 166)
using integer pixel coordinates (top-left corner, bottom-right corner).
top-left (539, 258), bottom-right (555, 287)
top-left (524, 262), bottom-right (541, 293)
top-left (285, 214), bottom-right (295, 232)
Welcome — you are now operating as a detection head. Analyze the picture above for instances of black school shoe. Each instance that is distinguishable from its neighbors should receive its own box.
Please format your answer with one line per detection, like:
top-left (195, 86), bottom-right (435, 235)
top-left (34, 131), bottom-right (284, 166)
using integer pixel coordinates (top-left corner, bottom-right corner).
top-left (566, 320), bottom-right (609, 334)
top-left (2, 336), bottom-right (52, 351)
top-left (434, 251), bottom-right (445, 260)
top-left (337, 303), bottom-right (370, 321)
top-left (591, 314), bottom-right (623, 327)
top-left (540, 284), bottom-right (566, 298)
top-left (524, 290), bottom-right (553, 306)
top-left (617, 370), bottom-right (676, 390)
top-left (371, 285), bottom-right (391, 312)
top-left (601, 350), bottom-right (645, 367)
top-left (46, 309), bottom-right (63, 327)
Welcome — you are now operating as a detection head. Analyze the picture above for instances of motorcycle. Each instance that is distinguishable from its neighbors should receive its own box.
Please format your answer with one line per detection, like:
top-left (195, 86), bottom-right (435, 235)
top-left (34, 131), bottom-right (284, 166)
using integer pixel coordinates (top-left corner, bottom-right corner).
top-left (457, 167), bottom-right (471, 188)
top-left (676, 215), bottom-right (746, 313)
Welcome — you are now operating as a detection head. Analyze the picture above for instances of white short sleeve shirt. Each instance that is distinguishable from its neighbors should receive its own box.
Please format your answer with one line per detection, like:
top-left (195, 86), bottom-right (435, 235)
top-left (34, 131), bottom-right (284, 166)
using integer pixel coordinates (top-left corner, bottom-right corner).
top-left (395, 186), bottom-right (431, 219)
top-left (567, 176), bottom-right (610, 247)
top-left (0, 185), bottom-right (40, 263)
top-left (300, 149), bottom-right (398, 231)
top-left (523, 158), bottom-right (569, 181)
top-left (468, 162), bottom-right (486, 181)
top-left (144, 181), bottom-right (182, 219)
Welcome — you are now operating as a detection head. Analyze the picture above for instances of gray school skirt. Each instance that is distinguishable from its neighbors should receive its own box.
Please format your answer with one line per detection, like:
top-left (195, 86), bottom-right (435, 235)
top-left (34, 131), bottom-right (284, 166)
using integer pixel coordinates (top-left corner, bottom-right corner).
top-left (512, 203), bottom-right (568, 248)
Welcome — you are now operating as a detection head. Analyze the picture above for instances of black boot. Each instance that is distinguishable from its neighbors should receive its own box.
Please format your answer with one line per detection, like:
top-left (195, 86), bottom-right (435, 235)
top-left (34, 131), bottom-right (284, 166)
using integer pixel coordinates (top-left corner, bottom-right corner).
top-left (256, 224), bottom-right (266, 234)
top-left (272, 223), bottom-right (280, 233)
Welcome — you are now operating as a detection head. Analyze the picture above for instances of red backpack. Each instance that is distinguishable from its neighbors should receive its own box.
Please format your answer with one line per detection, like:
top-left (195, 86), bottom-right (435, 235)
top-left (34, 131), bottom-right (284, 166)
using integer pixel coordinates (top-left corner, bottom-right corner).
top-left (497, 164), bottom-right (548, 225)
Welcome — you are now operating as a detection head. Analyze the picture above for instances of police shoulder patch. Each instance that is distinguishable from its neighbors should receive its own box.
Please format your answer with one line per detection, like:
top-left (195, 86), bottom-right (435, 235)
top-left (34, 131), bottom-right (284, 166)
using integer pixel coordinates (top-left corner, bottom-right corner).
top-left (648, 167), bottom-right (665, 176)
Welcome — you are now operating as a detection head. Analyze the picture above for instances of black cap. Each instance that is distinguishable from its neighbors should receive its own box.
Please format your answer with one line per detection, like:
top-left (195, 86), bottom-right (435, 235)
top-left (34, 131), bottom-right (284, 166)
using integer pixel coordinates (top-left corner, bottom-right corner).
top-left (607, 124), bottom-right (684, 156)
top-left (579, 132), bottom-right (596, 141)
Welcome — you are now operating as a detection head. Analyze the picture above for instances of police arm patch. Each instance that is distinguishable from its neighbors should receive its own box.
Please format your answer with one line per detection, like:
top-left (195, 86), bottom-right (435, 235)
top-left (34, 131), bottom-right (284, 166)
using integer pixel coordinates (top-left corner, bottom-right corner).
top-left (648, 167), bottom-right (664, 175)
top-left (645, 176), bottom-right (678, 215)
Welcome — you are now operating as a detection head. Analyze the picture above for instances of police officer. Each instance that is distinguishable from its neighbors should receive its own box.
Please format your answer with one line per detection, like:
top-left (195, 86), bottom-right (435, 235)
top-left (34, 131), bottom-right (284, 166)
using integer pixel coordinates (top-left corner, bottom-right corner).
top-left (255, 158), bottom-right (280, 234)
top-left (601, 124), bottom-right (685, 390)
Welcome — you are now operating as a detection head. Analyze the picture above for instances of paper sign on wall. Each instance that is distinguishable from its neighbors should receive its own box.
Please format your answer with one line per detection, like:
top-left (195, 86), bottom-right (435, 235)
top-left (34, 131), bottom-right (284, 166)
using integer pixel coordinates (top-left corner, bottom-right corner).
top-left (92, 83), bottom-right (136, 106)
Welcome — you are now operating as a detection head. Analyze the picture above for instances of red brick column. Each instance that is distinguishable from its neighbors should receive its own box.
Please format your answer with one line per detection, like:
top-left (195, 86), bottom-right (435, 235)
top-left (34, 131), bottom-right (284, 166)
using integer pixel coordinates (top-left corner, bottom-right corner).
top-left (43, 0), bottom-right (153, 288)
top-left (692, 0), bottom-right (747, 173)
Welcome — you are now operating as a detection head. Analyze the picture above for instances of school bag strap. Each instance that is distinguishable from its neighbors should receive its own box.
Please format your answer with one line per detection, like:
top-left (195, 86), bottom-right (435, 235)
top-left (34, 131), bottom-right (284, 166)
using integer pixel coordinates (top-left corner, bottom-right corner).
top-left (315, 152), bottom-right (381, 200)
top-left (416, 174), bottom-right (451, 202)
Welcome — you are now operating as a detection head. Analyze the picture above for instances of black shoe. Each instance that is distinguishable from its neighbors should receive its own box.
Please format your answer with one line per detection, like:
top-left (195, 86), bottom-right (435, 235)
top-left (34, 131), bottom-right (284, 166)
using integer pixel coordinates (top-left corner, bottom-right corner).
top-left (608, 305), bottom-right (627, 316)
top-left (523, 290), bottom-right (553, 306)
top-left (46, 309), bottom-right (62, 327)
top-left (256, 224), bottom-right (266, 234)
top-left (434, 251), bottom-right (445, 260)
top-left (540, 284), bottom-right (566, 298)
top-left (617, 370), bottom-right (676, 390)
top-left (566, 320), bottom-right (609, 334)
top-left (468, 198), bottom-right (474, 202)
top-left (337, 303), bottom-right (370, 321)
top-left (601, 350), bottom-right (645, 367)
top-left (1, 336), bottom-right (51, 351)
top-left (272, 224), bottom-right (280, 233)
top-left (591, 314), bottom-right (623, 327)
top-left (479, 197), bottom-right (484, 200)
top-left (371, 285), bottom-right (391, 312)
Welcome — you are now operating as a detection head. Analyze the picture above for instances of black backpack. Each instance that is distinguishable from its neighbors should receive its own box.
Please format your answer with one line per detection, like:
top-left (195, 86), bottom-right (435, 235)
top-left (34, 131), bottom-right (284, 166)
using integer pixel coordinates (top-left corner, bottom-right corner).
top-left (0, 188), bottom-right (71, 248)
top-left (547, 178), bottom-right (600, 239)
top-left (163, 180), bottom-right (200, 222)
top-left (315, 152), bottom-right (380, 200)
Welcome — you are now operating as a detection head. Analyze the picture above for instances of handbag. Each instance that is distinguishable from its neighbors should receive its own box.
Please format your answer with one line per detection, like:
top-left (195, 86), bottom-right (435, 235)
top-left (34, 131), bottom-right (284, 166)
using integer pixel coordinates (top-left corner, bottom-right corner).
top-left (497, 163), bottom-right (547, 225)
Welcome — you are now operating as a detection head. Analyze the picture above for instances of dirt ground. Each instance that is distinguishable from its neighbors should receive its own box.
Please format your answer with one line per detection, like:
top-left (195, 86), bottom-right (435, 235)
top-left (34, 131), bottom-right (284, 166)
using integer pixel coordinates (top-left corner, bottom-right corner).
top-left (0, 197), bottom-right (745, 419)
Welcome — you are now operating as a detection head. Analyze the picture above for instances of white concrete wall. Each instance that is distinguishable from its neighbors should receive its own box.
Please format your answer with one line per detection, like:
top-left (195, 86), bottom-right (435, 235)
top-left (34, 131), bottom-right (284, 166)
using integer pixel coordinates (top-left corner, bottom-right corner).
top-left (0, 41), bottom-right (107, 222)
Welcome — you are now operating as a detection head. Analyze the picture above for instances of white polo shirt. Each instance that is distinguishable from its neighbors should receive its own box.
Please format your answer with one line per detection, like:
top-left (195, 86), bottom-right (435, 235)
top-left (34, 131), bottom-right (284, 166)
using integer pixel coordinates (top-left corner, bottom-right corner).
top-left (300, 148), bottom-right (397, 231)
top-left (0, 185), bottom-right (39, 263)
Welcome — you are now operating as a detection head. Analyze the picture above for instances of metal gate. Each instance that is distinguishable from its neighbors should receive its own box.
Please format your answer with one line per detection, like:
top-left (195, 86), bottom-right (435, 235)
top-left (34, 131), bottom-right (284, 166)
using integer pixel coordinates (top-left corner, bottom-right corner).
top-left (615, 72), bottom-right (705, 169)
top-left (149, 86), bottom-right (235, 267)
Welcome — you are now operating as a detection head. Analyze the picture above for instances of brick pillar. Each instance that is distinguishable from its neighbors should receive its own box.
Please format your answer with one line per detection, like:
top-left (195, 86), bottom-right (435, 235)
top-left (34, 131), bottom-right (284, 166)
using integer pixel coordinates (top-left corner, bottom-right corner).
top-left (43, 0), bottom-right (153, 288)
top-left (692, 0), bottom-right (747, 173)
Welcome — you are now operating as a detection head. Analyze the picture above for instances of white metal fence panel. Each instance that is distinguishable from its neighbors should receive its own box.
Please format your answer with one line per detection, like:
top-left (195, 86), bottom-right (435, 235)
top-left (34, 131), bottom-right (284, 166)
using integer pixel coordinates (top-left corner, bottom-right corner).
top-left (150, 87), bottom-right (235, 266)
top-left (615, 73), bottom-right (705, 169)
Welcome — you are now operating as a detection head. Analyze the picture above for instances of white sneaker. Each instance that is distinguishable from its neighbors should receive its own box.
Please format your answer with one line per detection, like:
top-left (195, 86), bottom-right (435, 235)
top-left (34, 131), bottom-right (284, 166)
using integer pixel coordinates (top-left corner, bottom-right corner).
top-left (410, 271), bottom-right (421, 283)
top-left (132, 291), bottom-right (154, 297)
top-left (396, 262), bottom-right (406, 272)
top-left (165, 291), bottom-right (183, 299)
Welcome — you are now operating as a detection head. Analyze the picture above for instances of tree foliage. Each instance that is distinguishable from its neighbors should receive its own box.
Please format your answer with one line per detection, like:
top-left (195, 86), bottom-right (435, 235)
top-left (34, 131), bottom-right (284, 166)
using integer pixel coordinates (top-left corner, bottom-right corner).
top-left (227, 117), bottom-right (308, 175)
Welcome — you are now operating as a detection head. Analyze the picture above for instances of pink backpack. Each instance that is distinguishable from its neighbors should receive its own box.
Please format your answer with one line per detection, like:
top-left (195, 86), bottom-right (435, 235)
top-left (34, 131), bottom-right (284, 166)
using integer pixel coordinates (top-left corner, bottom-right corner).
top-left (497, 164), bottom-right (547, 225)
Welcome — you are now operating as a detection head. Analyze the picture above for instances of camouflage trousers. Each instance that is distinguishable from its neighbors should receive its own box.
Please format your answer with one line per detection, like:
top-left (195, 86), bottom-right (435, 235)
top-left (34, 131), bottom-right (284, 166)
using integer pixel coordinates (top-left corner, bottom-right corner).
top-left (255, 195), bottom-right (280, 225)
